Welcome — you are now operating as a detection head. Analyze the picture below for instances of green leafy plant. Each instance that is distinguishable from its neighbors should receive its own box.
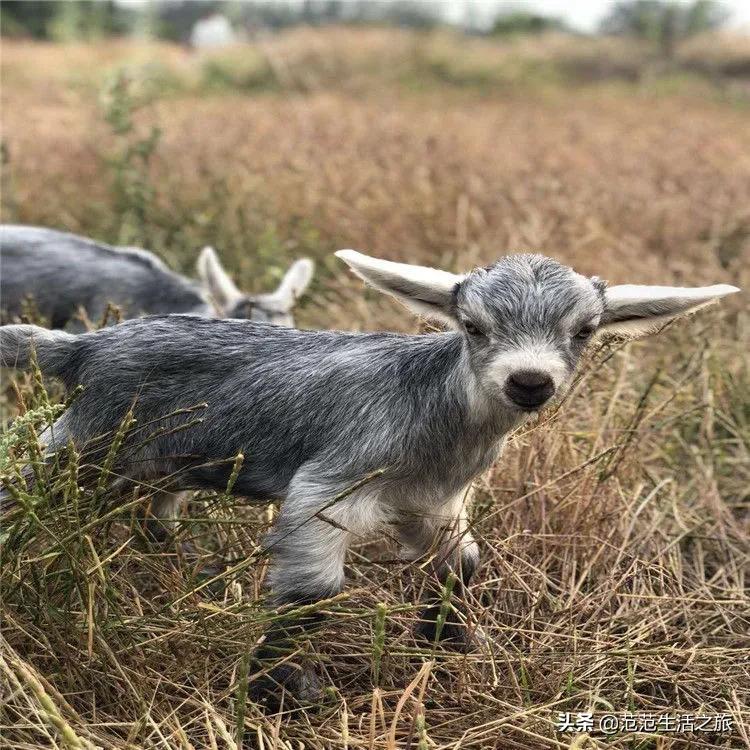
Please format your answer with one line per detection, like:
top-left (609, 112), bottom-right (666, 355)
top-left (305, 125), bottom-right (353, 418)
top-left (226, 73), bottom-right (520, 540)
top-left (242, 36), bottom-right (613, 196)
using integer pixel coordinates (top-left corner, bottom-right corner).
top-left (101, 69), bottom-right (161, 247)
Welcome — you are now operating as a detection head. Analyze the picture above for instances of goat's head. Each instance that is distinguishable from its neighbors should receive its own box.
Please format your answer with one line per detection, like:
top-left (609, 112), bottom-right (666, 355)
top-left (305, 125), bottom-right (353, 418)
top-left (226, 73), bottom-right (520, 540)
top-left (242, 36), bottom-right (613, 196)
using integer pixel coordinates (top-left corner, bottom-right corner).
top-left (336, 250), bottom-right (739, 413)
top-left (197, 246), bottom-right (314, 327)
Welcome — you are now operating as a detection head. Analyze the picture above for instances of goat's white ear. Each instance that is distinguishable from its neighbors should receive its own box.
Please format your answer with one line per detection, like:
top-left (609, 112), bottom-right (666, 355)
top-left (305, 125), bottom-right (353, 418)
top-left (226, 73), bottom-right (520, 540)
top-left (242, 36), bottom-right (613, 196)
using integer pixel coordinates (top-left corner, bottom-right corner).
top-left (335, 249), bottom-right (463, 325)
top-left (273, 258), bottom-right (314, 310)
top-left (197, 246), bottom-right (242, 312)
top-left (600, 283), bottom-right (739, 337)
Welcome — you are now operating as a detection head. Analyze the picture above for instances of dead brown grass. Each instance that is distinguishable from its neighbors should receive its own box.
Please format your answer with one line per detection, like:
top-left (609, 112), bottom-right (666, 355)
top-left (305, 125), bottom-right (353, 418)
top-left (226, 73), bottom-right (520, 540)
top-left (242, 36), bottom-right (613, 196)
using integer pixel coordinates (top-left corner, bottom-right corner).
top-left (1, 29), bottom-right (749, 749)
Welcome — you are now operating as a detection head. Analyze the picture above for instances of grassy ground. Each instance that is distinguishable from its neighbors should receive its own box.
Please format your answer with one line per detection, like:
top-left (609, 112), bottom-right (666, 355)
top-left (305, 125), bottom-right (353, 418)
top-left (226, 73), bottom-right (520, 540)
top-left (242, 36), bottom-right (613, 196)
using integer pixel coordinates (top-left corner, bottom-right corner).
top-left (1, 28), bottom-right (749, 749)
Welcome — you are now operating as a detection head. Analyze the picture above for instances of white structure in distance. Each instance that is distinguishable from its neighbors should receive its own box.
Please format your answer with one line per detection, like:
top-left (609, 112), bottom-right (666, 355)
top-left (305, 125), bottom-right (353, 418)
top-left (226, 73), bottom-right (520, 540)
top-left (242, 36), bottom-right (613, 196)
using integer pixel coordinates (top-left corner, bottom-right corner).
top-left (190, 13), bottom-right (236, 50)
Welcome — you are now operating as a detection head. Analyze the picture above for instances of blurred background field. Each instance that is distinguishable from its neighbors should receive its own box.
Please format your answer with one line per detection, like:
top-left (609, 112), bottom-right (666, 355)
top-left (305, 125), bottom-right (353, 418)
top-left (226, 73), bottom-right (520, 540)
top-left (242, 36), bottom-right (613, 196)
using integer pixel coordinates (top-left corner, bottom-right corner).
top-left (1, 2), bottom-right (749, 749)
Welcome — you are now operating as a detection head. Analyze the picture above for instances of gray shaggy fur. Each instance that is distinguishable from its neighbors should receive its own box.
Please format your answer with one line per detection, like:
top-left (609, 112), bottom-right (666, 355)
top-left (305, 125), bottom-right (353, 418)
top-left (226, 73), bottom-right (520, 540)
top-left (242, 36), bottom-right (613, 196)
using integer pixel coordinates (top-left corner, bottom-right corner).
top-left (0, 250), bottom-right (737, 704)
top-left (0, 225), bottom-right (313, 328)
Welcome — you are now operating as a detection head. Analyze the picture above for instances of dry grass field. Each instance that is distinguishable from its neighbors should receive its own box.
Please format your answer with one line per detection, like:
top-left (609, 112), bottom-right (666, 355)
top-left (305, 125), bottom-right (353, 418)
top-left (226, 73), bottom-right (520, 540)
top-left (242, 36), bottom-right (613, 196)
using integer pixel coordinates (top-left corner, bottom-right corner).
top-left (1, 28), bottom-right (749, 749)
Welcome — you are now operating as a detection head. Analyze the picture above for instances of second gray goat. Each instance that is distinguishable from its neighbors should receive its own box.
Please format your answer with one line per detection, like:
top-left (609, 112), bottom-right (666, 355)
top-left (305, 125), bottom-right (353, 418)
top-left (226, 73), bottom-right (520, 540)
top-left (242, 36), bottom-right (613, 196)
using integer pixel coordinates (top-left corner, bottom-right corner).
top-left (0, 225), bottom-right (314, 328)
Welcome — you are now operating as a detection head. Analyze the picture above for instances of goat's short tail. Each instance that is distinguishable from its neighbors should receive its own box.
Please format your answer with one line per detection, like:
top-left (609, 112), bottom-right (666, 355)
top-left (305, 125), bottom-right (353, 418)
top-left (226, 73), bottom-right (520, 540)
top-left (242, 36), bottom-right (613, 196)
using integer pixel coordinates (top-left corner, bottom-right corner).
top-left (0, 324), bottom-right (76, 377)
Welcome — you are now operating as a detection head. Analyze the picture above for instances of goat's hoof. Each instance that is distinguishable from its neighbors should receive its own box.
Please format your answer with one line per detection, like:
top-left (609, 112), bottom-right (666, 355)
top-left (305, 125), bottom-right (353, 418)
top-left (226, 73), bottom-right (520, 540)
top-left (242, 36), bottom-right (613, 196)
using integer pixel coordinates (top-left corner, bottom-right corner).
top-left (249, 663), bottom-right (322, 711)
top-left (416, 619), bottom-right (477, 652)
top-left (159, 542), bottom-right (226, 594)
top-left (191, 561), bottom-right (228, 597)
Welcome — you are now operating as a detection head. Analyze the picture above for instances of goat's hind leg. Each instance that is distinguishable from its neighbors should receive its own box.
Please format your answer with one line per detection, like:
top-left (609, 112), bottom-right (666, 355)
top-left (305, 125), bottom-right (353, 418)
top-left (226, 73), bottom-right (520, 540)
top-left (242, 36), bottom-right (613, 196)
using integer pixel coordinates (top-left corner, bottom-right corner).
top-left (0, 419), bottom-right (72, 511)
top-left (142, 490), bottom-right (184, 546)
top-left (142, 489), bottom-right (226, 581)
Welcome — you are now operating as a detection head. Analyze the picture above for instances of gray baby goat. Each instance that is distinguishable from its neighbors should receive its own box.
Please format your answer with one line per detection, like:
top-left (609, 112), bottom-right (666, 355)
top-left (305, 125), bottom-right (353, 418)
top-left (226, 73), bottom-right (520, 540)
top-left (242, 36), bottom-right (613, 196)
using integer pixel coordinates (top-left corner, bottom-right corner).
top-left (0, 225), bottom-right (314, 328)
top-left (0, 250), bottom-right (738, 706)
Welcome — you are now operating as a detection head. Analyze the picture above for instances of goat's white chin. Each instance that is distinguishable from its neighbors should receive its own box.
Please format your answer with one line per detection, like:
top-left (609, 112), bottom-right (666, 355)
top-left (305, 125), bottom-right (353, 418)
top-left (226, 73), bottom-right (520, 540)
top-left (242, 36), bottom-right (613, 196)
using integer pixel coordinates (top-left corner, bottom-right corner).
top-left (498, 391), bottom-right (558, 422)
top-left (505, 400), bottom-right (545, 416)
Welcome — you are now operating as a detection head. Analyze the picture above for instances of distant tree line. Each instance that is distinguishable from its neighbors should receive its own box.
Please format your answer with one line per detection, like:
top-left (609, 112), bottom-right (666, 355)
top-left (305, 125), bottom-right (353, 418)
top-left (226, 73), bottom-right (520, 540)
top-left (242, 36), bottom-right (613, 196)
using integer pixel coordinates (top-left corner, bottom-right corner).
top-left (0, 0), bottom-right (444, 40)
top-left (490, 11), bottom-right (568, 36)
top-left (0, 0), bottom-right (730, 49)
top-left (601, 0), bottom-right (729, 58)
top-left (1, 1), bottom-right (130, 40)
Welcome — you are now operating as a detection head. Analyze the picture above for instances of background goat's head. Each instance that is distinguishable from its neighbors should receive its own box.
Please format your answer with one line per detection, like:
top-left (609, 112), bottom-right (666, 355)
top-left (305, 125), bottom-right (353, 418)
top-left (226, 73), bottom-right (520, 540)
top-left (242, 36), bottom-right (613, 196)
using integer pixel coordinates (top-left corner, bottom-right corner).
top-left (337, 250), bottom-right (739, 413)
top-left (197, 246), bottom-right (314, 326)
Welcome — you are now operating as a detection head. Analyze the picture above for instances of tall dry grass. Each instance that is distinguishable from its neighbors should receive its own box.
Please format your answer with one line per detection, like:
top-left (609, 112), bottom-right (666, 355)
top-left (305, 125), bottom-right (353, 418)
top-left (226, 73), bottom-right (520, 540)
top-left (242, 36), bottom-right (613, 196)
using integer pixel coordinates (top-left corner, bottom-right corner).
top-left (1, 28), bottom-right (749, 749)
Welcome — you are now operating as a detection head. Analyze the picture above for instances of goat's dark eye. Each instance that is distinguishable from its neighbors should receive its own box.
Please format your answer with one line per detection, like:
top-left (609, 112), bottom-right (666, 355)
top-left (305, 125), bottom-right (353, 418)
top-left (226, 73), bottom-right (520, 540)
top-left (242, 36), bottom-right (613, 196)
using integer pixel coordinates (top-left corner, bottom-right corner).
top-left (573, 325), bottom-right (595, 341)
top-left (464, 321), bottom-right (484, 337)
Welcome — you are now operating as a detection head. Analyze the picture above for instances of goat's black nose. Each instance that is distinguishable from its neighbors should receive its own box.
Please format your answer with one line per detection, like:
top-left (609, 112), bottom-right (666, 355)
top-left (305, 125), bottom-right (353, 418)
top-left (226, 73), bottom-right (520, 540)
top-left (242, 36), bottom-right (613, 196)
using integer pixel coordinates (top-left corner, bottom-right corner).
top-left (505, 369), bottom-right (555, 409)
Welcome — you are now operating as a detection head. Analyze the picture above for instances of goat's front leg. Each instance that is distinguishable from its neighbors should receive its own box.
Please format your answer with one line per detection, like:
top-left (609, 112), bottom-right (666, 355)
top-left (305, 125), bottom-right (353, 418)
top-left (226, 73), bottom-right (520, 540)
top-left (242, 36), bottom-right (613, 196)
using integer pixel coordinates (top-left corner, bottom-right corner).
top-left (398, 490), bottom-right (480, 649)
top-left (249, 493), bottom-right (355, 709)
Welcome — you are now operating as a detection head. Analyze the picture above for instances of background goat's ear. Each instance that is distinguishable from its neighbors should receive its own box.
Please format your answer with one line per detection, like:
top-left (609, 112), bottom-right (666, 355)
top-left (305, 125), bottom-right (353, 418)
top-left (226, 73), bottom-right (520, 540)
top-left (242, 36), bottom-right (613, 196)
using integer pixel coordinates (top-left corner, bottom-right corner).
top-left (600, 283), bottom-right (739, 337)
top-left (335, 249), bottom-right (463, 325)
top-left (273, 258), bottom-right (315, 310)
top-left (197, 246), bottom-right (242, 313)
